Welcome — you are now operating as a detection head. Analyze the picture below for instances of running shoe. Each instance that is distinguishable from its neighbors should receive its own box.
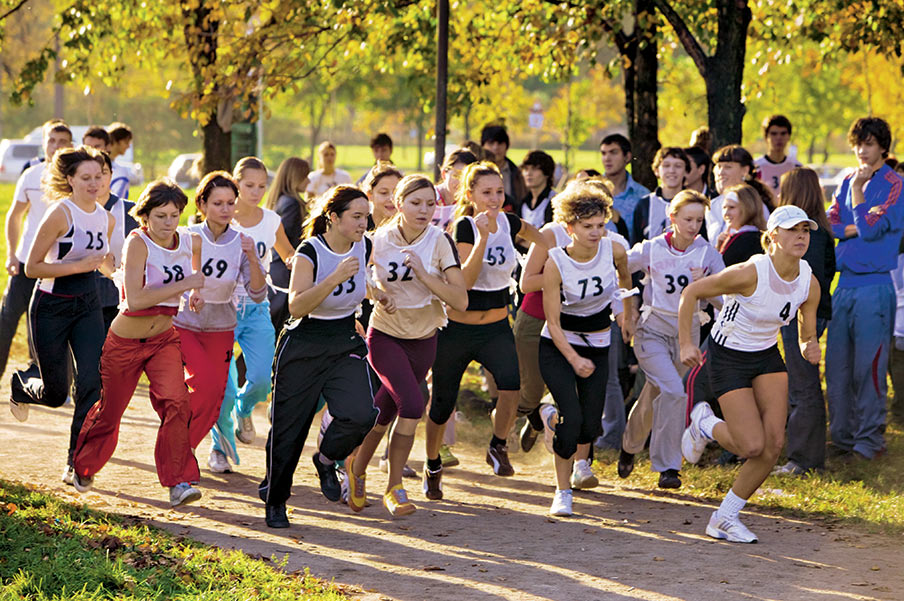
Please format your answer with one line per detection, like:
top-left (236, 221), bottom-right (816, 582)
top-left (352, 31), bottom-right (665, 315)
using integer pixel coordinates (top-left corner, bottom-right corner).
top-left (378, 454), bottom-right (389, 473)
top-left (705, 510), bottom-right (758, 543)
top-left (486, 442), bottom-right (515, 476)
top-left (169, 482), bottom-right (202, 507)
top-left (570, 459), bottom-right (599, 489)
top-left (772, 460), bottom-right (807, 476)
top-left (658, 469), bottom-right (681, 489)
top-left (9, 373), bottom-right (30, 422)
top-left (383, 484), bottom-right (416, 517)
top-left (519, 420), bottom-right (541, 453)
top-left (540, 404), bottom-right (557, 454)
top-left (72, 471), bottom-right (93, 493)
top-left (423, 466), bottom-right (443, 500)
top-left (617, 449), bottom-right (635, 479)
top-left (402, 464), bottom-right (418, 478)
top-left (265, 503), bottom-right (290, 528)
top-left (208, 449), bottom-right (233, 474)
top-left (379, 452), bottom-right (418, 477)
top-left (312, 452), bottom-right (342, 502)
top-left (439, 444), bottom-right (460, 468)
top-left (235, 414), bottom-right (255, 445)
top-left (682, 402), bottom-right (714, 464)
top-left (62, 466), bottom-right (74, 485)
top-left (549, 489), bottom-right (573, 517)
top-left (347, 465), bottom-right (367, 513)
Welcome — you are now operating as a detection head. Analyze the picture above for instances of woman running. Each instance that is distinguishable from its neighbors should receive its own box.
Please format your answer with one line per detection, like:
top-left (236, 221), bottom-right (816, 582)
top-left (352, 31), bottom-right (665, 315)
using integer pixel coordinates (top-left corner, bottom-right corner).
top-left (348, 175), bottom-right (467, 516)
top-left (365, 161), bottom-right (403, 230)
top-left (680, 204), bottom-right (821, 542)
top-left (174, 172), bottom-right (267, 454)
top-left (259, 185), bottom-right (383, 528)
top-left (426, 161), bottom-right (546, 477)
top-left (618, 191), bottom-right (724, 489)
top-left (716, 184), bottom-right (767, 266)
top-left (72, 179), bottom-right (206, 506)
top-left (540, 181), bottom-right (634, 516)
top-left (208, 157), bottom-right (296, 473)
top-left (267, 156), bottom-right (311, 330)
top-left (10, 146), bottom-right (114, 480)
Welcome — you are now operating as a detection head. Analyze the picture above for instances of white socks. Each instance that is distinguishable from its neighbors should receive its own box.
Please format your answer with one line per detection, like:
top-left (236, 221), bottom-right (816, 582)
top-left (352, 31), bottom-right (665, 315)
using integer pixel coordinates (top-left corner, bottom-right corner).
top-left (717, 489), bottom-right (747, 520)
top-left (699, 413), bottom-right (724, 440)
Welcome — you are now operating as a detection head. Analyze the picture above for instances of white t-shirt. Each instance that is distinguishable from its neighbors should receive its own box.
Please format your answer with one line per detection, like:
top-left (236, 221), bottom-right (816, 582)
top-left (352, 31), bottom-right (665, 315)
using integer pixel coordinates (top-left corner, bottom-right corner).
top-left (755, 155), bottom-right (801, 199)
top-left (12, 163), bottom-right (49, 263)
top-left (110, 160), bottom-right (130, 199)
top-left (307, 169), bottom-right (353, 197)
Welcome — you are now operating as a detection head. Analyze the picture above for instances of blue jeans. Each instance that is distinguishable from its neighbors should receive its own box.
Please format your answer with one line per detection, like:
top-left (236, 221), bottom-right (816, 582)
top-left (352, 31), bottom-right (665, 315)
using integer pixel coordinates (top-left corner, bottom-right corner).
top-left (780, 316), bottom-right (828, 470)
top-left (211, 300), bottom-right (275, 463)
top-left (825, 284), bottom-right (894, 458)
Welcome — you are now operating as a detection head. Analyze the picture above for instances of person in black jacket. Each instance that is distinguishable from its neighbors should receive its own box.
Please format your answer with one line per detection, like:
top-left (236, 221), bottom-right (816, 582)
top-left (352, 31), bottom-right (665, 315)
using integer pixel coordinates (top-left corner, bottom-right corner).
top-left (265, 157), bottom-right (310, 330)
top-left (773, 167), bottom-right (835, 474)
top-left (481, 124), bottom-right (527, 208)
top-left (715, 184), bottom-right (766, 267)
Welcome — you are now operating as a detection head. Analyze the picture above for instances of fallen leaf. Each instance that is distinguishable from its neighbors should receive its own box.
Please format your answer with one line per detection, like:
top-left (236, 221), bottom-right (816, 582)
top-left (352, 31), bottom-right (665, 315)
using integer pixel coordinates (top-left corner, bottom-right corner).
top-left (422, 566), bottom-right (445, 572)
top-left (870, 566), bottom-right (880, 571)
top-left (653, 557), bottom-right (664, 562)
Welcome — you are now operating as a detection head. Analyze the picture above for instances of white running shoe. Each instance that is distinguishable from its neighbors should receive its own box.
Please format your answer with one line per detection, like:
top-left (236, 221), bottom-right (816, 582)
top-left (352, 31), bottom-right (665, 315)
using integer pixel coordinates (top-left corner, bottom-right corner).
top-left (549, 489), bottom-right (573, 517)
top-left (9, 398), bottom-right (29, 422)
top-left (72, 471), bottom-right (93, 493)
top-left (235, 414), bottom-right (255, 445)
top-left (682, 402), bottom-right (714, 464)
top-left (207, 449), bottom-right (233, 473)
top-left (540, 404), bottom-right (557, 454)
top-left (170, 482), bottom-right (202, 507)
top-left (570, 459), bottom-right (599, 489)
top-left (62, 466), bottom-right (74, 485)
top-left (705, 510), bottom-right (758, 543)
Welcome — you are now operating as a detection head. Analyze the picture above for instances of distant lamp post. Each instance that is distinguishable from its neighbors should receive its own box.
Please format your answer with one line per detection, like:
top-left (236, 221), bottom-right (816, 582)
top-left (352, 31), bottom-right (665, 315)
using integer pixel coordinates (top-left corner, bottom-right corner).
top-left (434, 0), bottom-right (449, 182)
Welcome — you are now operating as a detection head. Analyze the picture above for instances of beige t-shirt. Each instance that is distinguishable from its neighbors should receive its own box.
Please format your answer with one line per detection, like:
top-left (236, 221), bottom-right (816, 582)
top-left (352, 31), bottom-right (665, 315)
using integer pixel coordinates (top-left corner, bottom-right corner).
top-left (370, 225), bottom-right (460, 340)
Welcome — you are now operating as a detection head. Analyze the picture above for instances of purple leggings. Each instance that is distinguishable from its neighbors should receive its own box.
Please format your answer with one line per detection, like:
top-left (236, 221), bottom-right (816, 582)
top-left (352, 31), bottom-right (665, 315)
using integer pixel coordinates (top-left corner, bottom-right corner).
top-left (367, 328), bottom-right (437, 426)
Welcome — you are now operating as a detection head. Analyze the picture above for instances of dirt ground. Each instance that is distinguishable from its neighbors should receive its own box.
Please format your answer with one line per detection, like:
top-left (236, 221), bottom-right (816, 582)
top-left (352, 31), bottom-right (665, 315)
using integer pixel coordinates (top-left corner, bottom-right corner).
top-left (1, 385), bottom-right (902, 601)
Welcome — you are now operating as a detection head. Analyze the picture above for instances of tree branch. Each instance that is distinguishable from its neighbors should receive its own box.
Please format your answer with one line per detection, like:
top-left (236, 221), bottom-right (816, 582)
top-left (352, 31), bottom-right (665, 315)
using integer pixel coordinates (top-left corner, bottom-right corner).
top-left (651, 0), bottom-right (708, 77)
top-left (0, 0), bottom-right (30, 22)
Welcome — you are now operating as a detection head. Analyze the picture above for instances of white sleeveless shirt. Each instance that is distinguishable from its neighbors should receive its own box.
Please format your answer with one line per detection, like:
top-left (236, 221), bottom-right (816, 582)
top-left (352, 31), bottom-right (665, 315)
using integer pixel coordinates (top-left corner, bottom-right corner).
top-left (232, 208), bottom-right (281, 273)
top-left (187, 222), bottom-right (243, 304)
top-left (303, 236), bottom-right (368, 320)
top-left (548, 238), bottom-right (616, 318)
top-left (372, 224), bottom-right (443, 309)
top-left (38, 199), bottom-right (111, 293)
top-left (710, 253), bottom-right (812, 352)
top-left (468, 213), bottom-right (517, 291)
top-left (648, 236), bottom-right (710, 316)
top-left (647, 194), bottom-right (671, 240)
top-left (120, 230), bottom-right (194, 311)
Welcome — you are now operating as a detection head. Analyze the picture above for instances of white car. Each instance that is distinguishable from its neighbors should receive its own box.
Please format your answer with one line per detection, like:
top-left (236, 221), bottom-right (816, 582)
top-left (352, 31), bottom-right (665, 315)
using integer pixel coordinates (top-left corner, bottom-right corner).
top-left (0, 139), bottom-right (42, 182)
top-left (168, 153), bottom-right (202, 189)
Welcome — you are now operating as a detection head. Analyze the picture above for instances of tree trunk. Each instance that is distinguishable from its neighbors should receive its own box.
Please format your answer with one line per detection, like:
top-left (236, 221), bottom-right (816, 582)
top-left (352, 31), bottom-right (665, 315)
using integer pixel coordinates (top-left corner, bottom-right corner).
top-left (416, 116), bottom-right (424, 172)
top-left (807, 137), bottom-right (816, 164)
top-left (705, 0), bottom-right (751, 149)
top-left (631, 0), bottom-right (659, 190)
top-left (201, 119), bottom-right (231, 173)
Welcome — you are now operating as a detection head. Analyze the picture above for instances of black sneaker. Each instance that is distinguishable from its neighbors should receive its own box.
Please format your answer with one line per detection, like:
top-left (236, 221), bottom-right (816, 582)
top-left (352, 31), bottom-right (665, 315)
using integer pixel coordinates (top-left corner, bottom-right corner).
top-left (423, 466), bottom-right (443, 500)
top-left (312, 453), bottom-right (341, 501)
top-left (266, 503), bottom-right (290, 528)
top-left (617, 449), bottom-right (635, 479)
top-left (486, 443), bottom-right (515, 476)
top-left (519, 420), bottom-right (541, 453)
top-left (658, 469), bottom-right (681, 489)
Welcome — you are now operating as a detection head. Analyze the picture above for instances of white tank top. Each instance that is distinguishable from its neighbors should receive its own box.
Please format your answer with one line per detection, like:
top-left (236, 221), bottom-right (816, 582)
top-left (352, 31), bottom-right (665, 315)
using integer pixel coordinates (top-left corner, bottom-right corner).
top-left (710, 253), bottom-right (812, 352)
top-left (305, 236), bottom-right (368, 320)
top-left (647, 194), bottom-right (670, 240)
top-left (232, 208), bottom-right (280, 273)
top-left (120, 230), bottom-right (194, 310)
top-left (468, 213), bottom-right (517, 292)
top-left (38, 199), bottom-right (111, 293)
top-left (372, 225), bottom-right (442, 309)
top-left (431, 204), bottom-right (456, 231)
top-left (187, 222), bottom-right (243, 304)
top-left (107, 197), bottom-right (128, 268)
top-left (648, 236), bottom-right (709, 316)
top-left (548, 238), bottom-right (616, 318)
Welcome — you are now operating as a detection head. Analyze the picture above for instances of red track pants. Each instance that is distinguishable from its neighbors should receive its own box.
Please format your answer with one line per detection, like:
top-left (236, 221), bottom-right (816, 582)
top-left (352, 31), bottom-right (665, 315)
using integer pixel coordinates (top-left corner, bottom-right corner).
top-left (175, 327), bottom-right (235, 449)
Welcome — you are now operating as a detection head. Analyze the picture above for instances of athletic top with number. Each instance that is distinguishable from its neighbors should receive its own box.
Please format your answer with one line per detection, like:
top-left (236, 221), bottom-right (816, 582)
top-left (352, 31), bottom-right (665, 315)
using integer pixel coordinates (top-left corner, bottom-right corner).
top-left (232, 208), bottom-right (281, 301)
top-left (710, 253), bottom-right (812, 352)
top-left (96, 195), bottom-right (140, 310)
top-left (452, 212), bottom-right (522, 310)
top-left (173, 223), bottom-right (266, 333)
top-left (755, 155), bottom-right (801, 199)
top-left (12, 163), bottom-right (49, 263)
top-left (371, 224), bottom-right (461, 339)
top-left (120, 230), bottom-right (194, 317)
top-left (290, 235), bottom-right (370, 329)
top-left (38, 199), bottom-right (111, 295)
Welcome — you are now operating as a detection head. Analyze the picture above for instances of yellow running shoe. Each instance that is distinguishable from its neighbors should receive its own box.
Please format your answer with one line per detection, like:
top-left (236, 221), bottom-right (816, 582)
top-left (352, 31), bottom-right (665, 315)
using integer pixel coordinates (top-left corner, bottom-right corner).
top-left (383, 484), bottom-right (416, 517)
top-left (347, 458), bottom-right (367, 513)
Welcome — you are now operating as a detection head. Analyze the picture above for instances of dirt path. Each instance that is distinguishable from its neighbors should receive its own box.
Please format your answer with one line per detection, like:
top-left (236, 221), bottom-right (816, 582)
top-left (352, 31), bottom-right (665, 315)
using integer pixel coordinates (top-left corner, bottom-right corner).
top-left (1, 386), bottom-right (901, 601)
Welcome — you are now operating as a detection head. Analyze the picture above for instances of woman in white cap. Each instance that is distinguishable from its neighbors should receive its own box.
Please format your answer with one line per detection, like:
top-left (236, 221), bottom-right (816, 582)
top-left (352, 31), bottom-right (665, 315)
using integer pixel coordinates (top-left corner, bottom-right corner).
top-left (678, 204), bottom-right (821, 543)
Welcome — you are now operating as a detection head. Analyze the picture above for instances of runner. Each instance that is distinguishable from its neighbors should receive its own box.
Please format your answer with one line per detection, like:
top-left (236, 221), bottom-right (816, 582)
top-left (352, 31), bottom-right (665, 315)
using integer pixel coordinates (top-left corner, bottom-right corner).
top-left (72, 179), bottom-right (206, 506)
top-left (706, 146), bottom-right (774, 243)
top-left (754, 115), bottom-right (802, 199)
top-left (306, 141), bottom-right (352, 198)
top-left (715, 184), bottom-right (767, 266)
top-left (259, 185), bottom-right (382, 528)
top-left (539, 181), bottom-right (634, 516)
top-left (9, 146), bottom-right (114, 481)
top-left (208, 157), bottom-right (296, 474)
top-left (631, 147), bottom-right (691, 244)
top-left (364, 161), bottom-right (403, 229)
top-left (348, 175), bottom-right (467, 516)
top-left (679, 205), bottom-right (821, 542)
top-left (173, 172), bottom-right (267, 454)
top-left (435, 148), bottom-right (478, 228)
top-left (426, 161), bottom-right (546, 478)
top-left (619, 191), bottom-right (724, 488)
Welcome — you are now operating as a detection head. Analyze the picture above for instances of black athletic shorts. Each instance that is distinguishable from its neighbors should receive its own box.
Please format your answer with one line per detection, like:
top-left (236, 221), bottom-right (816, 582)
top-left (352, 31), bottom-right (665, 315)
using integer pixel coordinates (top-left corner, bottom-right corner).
top-left (707, 337), bottom-right (786, 399)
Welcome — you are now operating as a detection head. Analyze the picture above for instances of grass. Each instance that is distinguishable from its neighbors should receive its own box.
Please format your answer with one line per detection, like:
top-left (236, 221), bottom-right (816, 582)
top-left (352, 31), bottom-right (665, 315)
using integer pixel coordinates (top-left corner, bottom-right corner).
top-left (0, 480), bottom-right (350, 601)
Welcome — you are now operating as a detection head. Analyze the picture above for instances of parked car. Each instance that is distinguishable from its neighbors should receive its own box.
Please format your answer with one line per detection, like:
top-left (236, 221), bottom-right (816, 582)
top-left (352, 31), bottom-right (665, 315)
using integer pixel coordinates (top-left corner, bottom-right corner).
top-left (0, 139), bottom-right (42, 182)
top-left (168, 153), bottom-right (202, 189)
top-left (810, 164), bottom-right (853, 201)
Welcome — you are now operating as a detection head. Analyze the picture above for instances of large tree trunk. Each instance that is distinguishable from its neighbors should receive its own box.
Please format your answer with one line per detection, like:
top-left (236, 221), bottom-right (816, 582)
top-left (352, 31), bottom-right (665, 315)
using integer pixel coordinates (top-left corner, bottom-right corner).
top-left (201, 119), bottom-right (231, 174)
top-left (631, 0), bottom-right (659, 190)
top-left (705, 0), bottom-right (750, 149)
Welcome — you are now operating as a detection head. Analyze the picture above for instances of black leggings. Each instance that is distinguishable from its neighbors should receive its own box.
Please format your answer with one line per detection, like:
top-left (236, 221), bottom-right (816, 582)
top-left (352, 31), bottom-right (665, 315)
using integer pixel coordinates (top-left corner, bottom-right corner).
top-left (538, 337), bottom-right (609, 459)
top-left (429, 318), bottom-right (520, 425)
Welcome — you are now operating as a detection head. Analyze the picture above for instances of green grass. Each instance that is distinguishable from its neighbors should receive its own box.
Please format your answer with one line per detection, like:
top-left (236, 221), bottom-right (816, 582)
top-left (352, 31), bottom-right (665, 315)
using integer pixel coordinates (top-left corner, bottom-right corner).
top-left (0, 480), bottom-right (350, 601)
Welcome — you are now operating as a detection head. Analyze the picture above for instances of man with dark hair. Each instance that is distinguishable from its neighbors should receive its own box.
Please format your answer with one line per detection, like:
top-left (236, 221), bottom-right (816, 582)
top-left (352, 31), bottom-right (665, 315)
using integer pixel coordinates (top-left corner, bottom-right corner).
top-left (1, 120), bottom-right (72, 377)
top-left (108, 122), bottom-right (132, 199)
top-left (826, 116), bottom-right (904, 461)
top-left (632, 146), bottom-right (691, 244)
top-left (516, 150), bottom-right (556, 230)
top-left (683, 146), bottom-right (713, 197)
top-left (481, 123), bottom-right (527, 206)
top-left (600, 133), bottom-right (650, 234)
top-left (755, 114), bottom-right (801, 199)
top-left (357, 132), bottom-right (395, 185)
top-left (82, 127), bottom-right (111, 149)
